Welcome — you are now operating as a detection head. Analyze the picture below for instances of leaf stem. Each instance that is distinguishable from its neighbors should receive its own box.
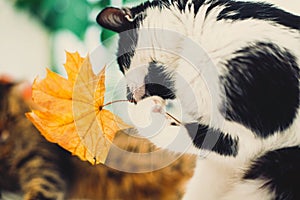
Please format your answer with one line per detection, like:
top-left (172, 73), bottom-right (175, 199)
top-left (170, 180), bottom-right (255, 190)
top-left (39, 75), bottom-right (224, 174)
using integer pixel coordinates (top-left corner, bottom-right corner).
top-left (103, 100), bottom-right (130, 107)
top-left (166, 112), bottom-right (182, 125)
top-left (100, 100), bottom-right (130, 110)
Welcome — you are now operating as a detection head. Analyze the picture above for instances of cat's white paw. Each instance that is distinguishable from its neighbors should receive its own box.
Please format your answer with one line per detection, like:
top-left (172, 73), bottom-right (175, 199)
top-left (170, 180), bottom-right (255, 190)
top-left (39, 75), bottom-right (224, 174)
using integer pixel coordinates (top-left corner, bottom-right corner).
top-left (128, 96), bottom-right (196, 153)
top-left (128, 96), bottom-right (168, 132)
top-left (128, 96), bottom-right (173, 148)
top-left (150, 96), bottom-right (166, 114)
top-left (128, 96), bottom-right (186, 150)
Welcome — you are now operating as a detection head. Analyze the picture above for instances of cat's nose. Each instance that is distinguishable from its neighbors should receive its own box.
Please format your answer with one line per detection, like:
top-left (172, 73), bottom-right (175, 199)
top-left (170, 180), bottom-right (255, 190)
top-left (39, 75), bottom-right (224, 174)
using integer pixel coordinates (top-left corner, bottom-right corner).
top-left (127, 83), bottom-right (176, 103)
top-left (126, 88), bottom-right (136, 104)
top-left (127, 86), bottom-right (147, 103)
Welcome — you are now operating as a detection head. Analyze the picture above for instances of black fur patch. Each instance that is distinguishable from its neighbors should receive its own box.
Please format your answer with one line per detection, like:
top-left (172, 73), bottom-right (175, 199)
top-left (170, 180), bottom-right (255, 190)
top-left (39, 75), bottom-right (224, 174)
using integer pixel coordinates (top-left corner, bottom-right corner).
top-left (117, 29), bottom-right (138, 73)
top-left (116, 0), bottom-right (206, 73)
top-left (221, 42), bottom-right (299, 138)
top-left (215, 0), bottom-right (300, 30)
top-left (144, 62), bottom-right (176, 99)
top-left (171, 0), bottom-right (205, 15)
top-left (185, 123), bottom-right (238, 156)
top-left (116, 0), bottom-right (165, 74)
top-left (244, 147), bottom-right (300, 200)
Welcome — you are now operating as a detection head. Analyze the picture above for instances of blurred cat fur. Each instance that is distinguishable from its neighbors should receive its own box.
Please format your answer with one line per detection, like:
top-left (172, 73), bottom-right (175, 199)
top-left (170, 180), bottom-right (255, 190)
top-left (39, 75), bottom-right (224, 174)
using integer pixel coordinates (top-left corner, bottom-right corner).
top-left (0, 79), bottom-right (195, 200)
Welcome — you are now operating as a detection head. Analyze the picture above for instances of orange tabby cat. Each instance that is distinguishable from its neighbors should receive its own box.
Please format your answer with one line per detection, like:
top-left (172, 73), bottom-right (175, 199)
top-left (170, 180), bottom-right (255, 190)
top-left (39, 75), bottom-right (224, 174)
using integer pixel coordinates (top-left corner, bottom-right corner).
top-left (0, 79), bottom-right (195, 200)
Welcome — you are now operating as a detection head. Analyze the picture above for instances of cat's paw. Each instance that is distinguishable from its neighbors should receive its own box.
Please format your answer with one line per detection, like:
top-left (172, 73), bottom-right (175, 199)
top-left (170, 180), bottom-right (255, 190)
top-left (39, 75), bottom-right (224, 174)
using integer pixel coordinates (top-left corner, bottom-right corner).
top-left (150, 96), bottom-right (166, 114)
top-left (23, 190), bottom-right (64, 200)
top-left (128, 96), bottom-right (168, 129)
top-left (127, 96), bottom-right (199, 154)
top-left (128, 96), bottom-right (192, 152)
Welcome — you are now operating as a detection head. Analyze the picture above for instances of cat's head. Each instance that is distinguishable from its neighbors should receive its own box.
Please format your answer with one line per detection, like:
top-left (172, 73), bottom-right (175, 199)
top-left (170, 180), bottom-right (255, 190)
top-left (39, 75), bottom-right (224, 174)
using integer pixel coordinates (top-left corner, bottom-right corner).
top-left (96, 0), bottom-right (184, 103)
top-left (97, 1), bottom-right (213, 126)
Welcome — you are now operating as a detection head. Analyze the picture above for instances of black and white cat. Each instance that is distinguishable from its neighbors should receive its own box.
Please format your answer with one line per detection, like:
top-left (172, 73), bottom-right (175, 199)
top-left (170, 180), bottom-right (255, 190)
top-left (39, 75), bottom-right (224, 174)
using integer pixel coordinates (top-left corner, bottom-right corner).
top-left (97, 0), bottom-right (300, 199)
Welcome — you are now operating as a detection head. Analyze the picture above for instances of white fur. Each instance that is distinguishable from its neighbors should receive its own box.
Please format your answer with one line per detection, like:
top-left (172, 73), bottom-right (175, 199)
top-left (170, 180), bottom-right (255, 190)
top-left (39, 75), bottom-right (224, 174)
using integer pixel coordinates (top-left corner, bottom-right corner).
top-left (125, 1), bottom-right (300, 199)
top-left (128, 96), bottom-right (200, 154)
top-left (221, 179), bottom-right (275, 200)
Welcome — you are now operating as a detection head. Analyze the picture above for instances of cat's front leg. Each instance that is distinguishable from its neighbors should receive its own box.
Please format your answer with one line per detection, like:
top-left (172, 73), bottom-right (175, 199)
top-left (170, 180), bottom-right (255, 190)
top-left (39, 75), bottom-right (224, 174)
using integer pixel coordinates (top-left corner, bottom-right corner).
top-left (19, 164), bottom-right (66, 200)
top-left (15, 146), bottom-right (68, 200)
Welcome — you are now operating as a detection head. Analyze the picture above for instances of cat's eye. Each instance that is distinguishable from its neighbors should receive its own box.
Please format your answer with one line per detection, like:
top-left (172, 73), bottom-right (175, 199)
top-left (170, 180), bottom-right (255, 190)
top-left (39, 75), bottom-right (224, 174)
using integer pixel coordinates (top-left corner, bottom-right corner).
top-left (0, 129), bottom-right (10, 143)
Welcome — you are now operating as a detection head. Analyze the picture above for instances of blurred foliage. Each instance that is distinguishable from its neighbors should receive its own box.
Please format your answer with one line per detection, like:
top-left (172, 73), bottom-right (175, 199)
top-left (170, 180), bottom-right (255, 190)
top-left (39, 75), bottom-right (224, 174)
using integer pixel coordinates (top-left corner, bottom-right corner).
top-left (13, 0), bottom-right (111, 40)
top-left (13, 0), bottom-right (146, 42)
top-left (11, 0), bottom-right (145, 73)
top-left (122, 0), bottom-right (140, 4)
top-left (100, 29), bottom-right (116, 46)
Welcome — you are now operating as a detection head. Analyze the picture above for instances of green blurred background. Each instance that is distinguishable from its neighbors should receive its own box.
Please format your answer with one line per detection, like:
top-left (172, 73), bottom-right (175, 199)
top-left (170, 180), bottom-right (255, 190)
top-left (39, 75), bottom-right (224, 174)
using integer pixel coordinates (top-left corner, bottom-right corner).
top-left (3, 0), bottom-right (297, 82)
top-left (0, 0), bottom-right (142, 81)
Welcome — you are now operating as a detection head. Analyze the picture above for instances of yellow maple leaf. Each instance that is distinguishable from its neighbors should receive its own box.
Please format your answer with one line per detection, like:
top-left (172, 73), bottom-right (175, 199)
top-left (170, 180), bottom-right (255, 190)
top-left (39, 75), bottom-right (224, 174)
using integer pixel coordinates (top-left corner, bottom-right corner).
top-left (26, 52), bottom-right (129, 165)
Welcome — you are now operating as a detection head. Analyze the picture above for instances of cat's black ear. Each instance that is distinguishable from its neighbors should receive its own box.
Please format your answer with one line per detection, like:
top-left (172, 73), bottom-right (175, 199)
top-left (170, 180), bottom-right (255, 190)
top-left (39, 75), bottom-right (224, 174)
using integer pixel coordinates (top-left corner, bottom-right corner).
top-left (96, 7), bottom-right (134, 33)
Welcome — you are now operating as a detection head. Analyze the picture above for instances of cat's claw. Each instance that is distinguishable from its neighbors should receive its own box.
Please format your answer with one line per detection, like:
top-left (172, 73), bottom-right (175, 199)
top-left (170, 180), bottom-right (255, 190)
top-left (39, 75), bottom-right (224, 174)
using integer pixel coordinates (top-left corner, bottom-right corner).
top-left (150, 96), bottom-right (166, 114)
